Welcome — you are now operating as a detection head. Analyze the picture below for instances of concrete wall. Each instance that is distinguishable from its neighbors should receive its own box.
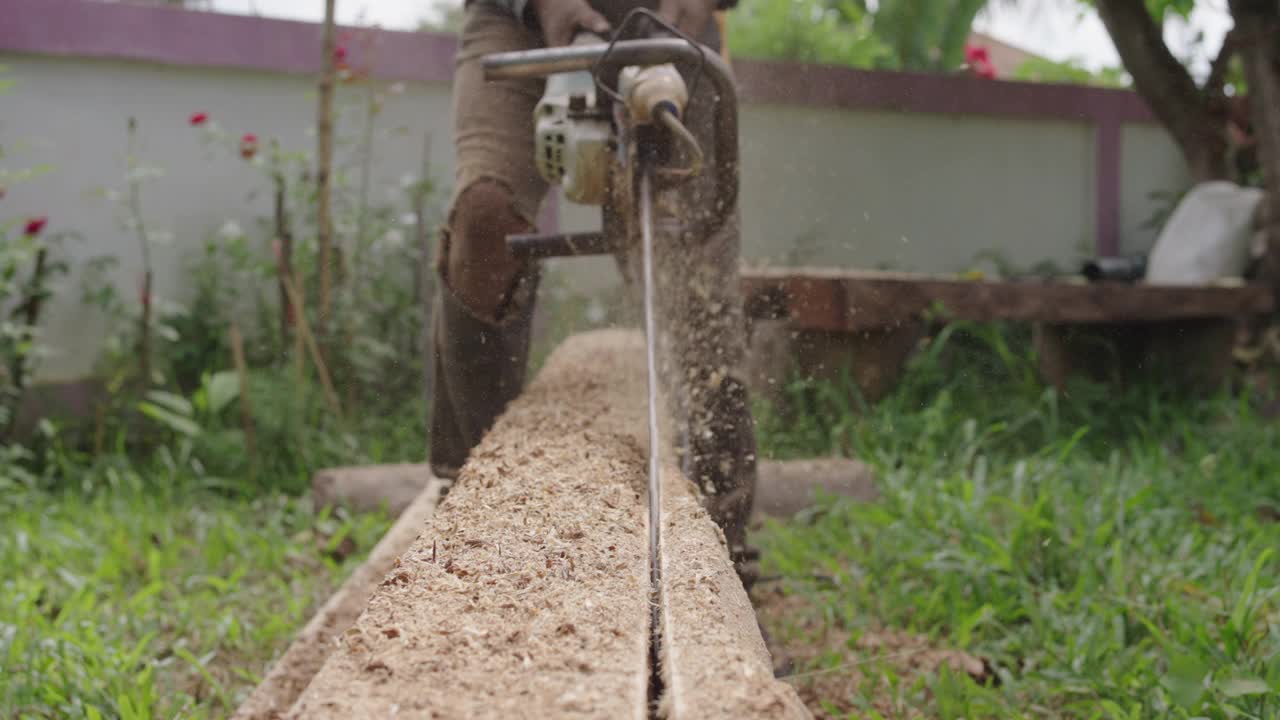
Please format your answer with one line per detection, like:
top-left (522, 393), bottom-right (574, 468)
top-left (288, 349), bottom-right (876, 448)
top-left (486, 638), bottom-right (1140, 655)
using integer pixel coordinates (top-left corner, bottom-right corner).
top-left (1, 0), bottom-right (1189, 380)
top-left (2, 56), bottom-right (457, 379)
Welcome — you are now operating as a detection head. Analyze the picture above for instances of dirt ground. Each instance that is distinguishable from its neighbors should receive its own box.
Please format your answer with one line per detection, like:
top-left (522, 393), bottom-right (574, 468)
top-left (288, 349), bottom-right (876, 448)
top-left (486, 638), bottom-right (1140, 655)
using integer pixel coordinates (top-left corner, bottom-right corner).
top-left (753, 587), bottom-right (992, 719)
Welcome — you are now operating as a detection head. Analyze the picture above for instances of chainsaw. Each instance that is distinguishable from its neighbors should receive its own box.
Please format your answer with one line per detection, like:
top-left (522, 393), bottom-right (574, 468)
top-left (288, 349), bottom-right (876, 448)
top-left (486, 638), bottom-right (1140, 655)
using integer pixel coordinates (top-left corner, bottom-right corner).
top-left (481, 7), bottom-right (744, 662)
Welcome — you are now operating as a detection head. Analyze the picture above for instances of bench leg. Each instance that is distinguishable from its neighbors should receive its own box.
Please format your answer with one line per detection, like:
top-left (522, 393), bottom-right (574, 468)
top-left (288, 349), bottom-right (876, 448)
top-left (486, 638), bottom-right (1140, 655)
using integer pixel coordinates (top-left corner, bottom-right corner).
top-left (747, 320), bottom-right (923, 408)
top-left (1034, 319), bottom-right (1237, 393)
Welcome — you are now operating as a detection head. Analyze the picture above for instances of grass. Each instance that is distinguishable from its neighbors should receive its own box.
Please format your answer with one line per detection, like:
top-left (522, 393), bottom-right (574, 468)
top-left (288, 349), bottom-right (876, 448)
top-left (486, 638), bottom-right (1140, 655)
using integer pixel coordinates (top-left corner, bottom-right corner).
top-left (0, 473), bottom-right (395, 719)
top-left (1, 320), bottom-right (1277, 719)
top-left (0, 368), bottom-right (421, 719)
top-left (753, 322), bottom-right (1280, 718)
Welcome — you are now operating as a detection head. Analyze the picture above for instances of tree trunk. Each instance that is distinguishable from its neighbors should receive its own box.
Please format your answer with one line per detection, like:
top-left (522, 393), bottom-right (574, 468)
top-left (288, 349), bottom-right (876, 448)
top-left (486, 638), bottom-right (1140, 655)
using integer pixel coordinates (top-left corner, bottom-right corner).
top-left (1095, 0), bottom-right (1230, 182)
top-left (1229, 0), bottom-right (1280, 284)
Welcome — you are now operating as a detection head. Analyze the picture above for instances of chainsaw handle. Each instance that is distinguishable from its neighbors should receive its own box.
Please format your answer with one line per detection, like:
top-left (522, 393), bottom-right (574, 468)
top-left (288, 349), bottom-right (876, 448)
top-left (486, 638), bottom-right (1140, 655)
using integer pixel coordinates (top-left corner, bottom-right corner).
top-left (569, 30), bottom-right (607, 46)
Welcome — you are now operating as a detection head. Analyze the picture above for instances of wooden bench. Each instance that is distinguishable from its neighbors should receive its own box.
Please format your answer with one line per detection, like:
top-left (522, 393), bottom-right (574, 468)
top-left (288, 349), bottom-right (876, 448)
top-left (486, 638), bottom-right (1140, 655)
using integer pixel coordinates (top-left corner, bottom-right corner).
top-left (739, 267), bottom-right (1275, 402)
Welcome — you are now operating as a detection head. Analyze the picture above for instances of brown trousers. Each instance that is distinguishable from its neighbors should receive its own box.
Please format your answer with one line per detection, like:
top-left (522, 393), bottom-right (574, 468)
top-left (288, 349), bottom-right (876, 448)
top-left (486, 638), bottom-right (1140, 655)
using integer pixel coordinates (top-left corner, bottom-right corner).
top-left (436, 3), bottom-right (757, 559)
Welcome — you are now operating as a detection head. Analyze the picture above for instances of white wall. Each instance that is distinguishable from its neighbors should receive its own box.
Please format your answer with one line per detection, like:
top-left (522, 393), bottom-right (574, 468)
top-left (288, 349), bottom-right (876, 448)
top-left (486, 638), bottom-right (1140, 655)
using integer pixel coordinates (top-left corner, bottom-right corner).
top-left (1, 53), bottom-right (1188, 379)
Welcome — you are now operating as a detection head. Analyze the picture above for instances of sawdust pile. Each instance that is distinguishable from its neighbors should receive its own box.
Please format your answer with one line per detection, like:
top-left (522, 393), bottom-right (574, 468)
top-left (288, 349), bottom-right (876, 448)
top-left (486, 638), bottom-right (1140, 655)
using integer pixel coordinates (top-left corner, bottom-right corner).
top-left (286, 331), bottom-right (653, 719)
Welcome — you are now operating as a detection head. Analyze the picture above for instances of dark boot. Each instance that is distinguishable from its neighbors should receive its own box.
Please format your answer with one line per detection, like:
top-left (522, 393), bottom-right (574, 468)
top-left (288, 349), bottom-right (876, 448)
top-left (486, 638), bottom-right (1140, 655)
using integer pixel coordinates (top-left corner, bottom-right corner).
top-left (428, 264), bottom-right (540, 481)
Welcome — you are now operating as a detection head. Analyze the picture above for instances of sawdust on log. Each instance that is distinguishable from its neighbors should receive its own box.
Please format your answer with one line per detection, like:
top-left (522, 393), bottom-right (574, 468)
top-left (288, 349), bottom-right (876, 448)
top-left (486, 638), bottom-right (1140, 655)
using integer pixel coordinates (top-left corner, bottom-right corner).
top-left (285, 331), bottom-right (653, 719)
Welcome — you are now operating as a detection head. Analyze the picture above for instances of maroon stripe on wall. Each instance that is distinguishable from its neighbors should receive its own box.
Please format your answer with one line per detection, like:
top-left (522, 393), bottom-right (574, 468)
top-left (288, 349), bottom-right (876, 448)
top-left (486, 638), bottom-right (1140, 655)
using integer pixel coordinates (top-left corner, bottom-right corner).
top-left (4, 0), bottom-right (1156, 126)
top-left (0, 0), bottom-right (458, 84)
top-left (1095, 121), bottom-right (1123, 257)
top-left (734, 60), bottom-right (1154, 124)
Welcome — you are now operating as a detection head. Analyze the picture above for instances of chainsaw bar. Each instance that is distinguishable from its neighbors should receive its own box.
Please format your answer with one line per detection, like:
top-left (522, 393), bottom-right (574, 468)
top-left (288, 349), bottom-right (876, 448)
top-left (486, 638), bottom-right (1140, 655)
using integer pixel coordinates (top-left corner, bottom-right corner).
top-left (638, 164), bottom-right (662, 613)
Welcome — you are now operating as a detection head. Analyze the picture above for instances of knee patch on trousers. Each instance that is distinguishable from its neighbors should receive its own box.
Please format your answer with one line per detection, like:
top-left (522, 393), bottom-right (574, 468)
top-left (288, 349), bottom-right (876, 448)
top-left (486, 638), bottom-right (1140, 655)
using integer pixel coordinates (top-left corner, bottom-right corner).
top-left (436, 178), bottom-right (541, 322)
top-left (437, 179), bottom-right (535, 275)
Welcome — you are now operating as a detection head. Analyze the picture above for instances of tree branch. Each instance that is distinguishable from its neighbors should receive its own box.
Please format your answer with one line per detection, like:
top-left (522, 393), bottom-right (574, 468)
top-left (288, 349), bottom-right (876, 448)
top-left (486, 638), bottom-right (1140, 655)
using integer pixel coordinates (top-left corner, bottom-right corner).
top-left (1203, 26), bottom-right (1238, 102)
top-left (1094, 0), bottom-right (1229, 180)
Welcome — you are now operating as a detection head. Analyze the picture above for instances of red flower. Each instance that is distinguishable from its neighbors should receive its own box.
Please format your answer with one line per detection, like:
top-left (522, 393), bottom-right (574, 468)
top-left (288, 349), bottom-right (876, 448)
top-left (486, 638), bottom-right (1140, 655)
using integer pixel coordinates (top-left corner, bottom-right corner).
top-left (964, 44), bottom-right (990, 65)
top-left (23, 216), bottom-right (48, 236)
top-left (189, 112), bottom-right (209, 126)
top-left (239, 133), bottom-right (259, 160)
top-left (334, 45), bottom-right (347, 62)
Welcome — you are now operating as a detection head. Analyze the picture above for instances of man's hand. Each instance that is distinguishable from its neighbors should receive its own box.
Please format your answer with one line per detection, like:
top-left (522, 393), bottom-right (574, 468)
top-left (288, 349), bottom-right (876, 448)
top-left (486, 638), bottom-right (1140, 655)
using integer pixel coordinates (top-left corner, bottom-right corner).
top-left (529, 0), bottom-right (610, 47)
top-left (657, 0), bottom-right (717, 40)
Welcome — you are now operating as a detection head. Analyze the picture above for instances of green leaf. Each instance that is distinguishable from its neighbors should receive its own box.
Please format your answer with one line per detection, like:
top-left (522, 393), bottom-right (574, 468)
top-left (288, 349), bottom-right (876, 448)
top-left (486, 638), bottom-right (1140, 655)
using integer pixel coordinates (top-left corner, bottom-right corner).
top-left (1231, 548), bottom-right (1273, 633)
top-left (1161, 651), bottom-right (1210, 709)
top-left (204, 370), bottom-right (241, 416)
top-left (1218, 677), bottom-right (1271, 698)
top-left (954, 602), bottom-right (992, 648)
top-left (138, 402), bottom-right (202, 438)
top-left (144, 390), bottom-right (193, 417)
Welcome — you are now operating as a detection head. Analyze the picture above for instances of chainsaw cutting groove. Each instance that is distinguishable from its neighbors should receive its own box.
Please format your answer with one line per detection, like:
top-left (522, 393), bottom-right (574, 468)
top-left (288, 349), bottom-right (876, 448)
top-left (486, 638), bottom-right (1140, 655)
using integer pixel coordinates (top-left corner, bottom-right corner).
top-left (638, 165), bottom-right (667, 720)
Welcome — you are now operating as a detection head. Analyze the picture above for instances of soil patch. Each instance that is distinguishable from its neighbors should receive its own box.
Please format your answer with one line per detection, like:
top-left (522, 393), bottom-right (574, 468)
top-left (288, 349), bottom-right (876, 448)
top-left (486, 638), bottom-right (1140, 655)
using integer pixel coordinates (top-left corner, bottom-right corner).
top-left (753, 587), bottom-right (992, 719)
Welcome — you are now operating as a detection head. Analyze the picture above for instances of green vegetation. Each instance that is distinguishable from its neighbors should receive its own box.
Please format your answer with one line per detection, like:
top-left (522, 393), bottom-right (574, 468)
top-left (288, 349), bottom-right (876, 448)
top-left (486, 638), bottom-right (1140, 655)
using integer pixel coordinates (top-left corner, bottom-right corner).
top-left (0, 393), bottom-right (419, 718)
top-left (4, 320), bottom-right (1277, 718)
top-left (754, 322), bottom-right (1280, 718)
top-left (1010, 56), bottom-right (1129, 88)
top-left (0, 479), bottom-right (393, 718)
top-left (0, 57), bottom-right (436, 720)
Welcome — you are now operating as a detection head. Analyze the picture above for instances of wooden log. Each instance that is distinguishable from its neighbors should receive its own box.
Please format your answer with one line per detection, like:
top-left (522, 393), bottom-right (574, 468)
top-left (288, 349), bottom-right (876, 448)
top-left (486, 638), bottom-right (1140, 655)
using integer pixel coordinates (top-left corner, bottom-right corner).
top-left (741, 267), bottom-right (1275, 332)
top-left (306, 459), bottom-right (876, 523)
top-left (747, 316), bottom-right (923, 406)
top-left (311, 463), bottom-right (435, 517)
top-left (285, 331), bottom-right (653, 719)
top-left (657, 461), bottom-right (811, 719)
top-left (232, 478), bottom-right (446, 720)
top-left (281, 330), bottom-right (807, 718)
top-left (752, 458), bottom-right (878, 519)
top-left (1033, 318), bottom-right (1238, 392)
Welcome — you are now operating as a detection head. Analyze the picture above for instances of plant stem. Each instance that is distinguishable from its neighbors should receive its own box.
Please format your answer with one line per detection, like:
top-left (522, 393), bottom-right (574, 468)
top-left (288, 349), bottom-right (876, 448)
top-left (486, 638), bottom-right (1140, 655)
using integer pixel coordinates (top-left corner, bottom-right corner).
top-left (352, 81), bottom-right (377, 293)
top-left (272, 167), bottom-right (294, 345)
top-left (229, 322), bottom-right (258, 480)
top-left (414, 131), bottom-right (435, 402)
top-left (127, 117), bottom-right (154, 387)
top-left (279, 262), bottom-right (343, 420)
top-left (316, 0), bottom-right (338, 336)
top-left (1, 246), bottom-right (50, 439)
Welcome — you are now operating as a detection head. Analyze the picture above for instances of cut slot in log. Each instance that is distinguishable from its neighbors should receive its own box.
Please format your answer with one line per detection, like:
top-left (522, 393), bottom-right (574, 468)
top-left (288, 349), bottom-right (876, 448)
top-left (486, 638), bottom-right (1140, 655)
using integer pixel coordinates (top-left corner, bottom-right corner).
top-left (281, 329), bottom-right (808, 719)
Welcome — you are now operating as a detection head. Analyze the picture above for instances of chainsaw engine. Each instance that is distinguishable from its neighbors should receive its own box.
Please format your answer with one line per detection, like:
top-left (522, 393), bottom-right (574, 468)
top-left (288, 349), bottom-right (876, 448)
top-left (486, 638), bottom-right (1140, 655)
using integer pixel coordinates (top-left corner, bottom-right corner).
top-left (533, 66), bottom-right (612, 206)
top-left (532, 35), bottom-right (689, 206)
